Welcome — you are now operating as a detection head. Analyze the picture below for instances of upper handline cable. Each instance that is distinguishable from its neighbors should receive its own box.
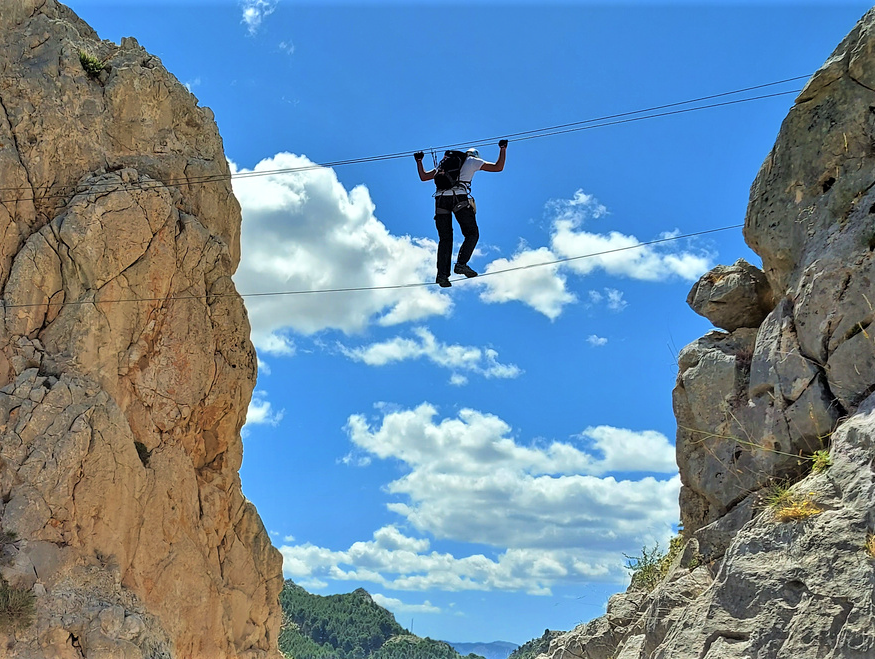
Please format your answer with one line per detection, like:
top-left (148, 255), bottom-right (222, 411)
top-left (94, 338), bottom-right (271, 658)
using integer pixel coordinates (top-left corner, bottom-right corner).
top-left (439, 74), bottom-right (810, 149)
top-left (0, 75), bottom-right (809, 202)
top-left (0, 224), bottom-right (742, 310)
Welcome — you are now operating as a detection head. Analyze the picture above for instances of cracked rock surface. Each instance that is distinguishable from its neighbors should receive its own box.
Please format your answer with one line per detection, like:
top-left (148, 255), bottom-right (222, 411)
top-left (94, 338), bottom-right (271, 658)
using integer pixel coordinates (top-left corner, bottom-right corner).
top-left (537, 8), bottom-right (875, 659)
top-left (0, 2), bottom-right (282, 658)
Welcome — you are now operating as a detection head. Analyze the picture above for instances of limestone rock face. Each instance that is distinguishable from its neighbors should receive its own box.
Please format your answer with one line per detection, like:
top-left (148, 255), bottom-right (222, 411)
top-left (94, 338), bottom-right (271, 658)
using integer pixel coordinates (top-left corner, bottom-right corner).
top-left (537, 8), bottom-right (875, 659)
top-left (0, 2), bottom-right (283, 658)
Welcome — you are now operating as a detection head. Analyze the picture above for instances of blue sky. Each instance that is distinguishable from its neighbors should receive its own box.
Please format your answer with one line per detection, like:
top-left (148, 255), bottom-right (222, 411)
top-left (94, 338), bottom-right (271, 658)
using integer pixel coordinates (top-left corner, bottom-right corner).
top-left (67, 0), bottom-right (870, 646)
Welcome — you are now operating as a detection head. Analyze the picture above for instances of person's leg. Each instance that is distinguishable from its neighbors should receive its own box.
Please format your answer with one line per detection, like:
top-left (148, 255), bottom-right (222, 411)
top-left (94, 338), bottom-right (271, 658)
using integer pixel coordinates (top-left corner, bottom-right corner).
top-left (454, 202), bottom-right (479, 268)
top-left (434, 197), bottom-right (454, 281)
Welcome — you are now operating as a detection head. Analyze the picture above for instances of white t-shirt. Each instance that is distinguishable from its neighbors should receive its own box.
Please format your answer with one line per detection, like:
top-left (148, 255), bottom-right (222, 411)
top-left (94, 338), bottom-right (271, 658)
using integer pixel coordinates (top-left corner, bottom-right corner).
top-left (436, 157), bottom-right (484, 196)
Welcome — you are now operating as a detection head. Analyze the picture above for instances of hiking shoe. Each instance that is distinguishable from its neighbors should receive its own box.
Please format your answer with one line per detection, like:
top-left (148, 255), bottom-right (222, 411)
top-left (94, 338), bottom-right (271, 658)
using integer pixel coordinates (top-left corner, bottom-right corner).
top-left (436, 275), bottom-right (452, 288)
top-left (453, 263), bottom-right (478, 278)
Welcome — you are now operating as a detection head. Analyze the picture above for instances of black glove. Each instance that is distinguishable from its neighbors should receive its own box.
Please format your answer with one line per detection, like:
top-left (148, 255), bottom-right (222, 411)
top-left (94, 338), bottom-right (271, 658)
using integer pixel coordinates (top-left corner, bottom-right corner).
top-left (414, 151), bottom-right (424, 161)
top-left (498, 139), bottom-right (508, 148)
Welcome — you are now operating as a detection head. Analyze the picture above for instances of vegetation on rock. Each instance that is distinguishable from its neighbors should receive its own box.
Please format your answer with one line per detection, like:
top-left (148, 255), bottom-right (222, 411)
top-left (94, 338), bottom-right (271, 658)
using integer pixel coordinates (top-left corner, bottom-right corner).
top-left (78, 51), bottom-right (103, 76)
top-left (0, 579), bottom-right (35, 632)
top-left (623, 535), bottom-right (689, 593)
top-left (762, 482), bottom-right (822, 523)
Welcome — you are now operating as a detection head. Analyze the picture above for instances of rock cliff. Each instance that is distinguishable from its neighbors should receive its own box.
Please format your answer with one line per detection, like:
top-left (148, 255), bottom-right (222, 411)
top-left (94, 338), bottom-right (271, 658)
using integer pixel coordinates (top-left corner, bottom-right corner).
top-left (539, 8), bottom-right (875, 659)
top-left (0, 2), bottom-right (283, 658)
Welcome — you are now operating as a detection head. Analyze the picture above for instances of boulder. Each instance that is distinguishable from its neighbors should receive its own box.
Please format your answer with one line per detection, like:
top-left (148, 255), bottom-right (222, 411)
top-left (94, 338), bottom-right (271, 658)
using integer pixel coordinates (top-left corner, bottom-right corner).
top-left (686, 259), bottom-right (774, 331)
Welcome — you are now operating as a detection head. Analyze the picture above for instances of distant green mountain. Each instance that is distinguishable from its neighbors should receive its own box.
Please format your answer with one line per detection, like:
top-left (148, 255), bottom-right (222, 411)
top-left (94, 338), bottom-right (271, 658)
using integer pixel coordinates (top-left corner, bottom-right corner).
top-left (279, 581), bottom-right (484, 659)
top-left (446, 641), bottom-right (519, 659)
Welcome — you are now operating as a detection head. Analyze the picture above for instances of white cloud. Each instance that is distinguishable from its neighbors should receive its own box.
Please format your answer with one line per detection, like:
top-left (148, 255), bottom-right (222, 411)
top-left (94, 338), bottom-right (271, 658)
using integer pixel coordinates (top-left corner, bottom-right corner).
top-left (245, 390), bottom-right (284, 429)
top-left (241, 0), bottom-right (277, 35)
top-left (475, 190), bottom-right (712, 319)
top-left (371, 593), bottom-right (441, 615)
top-left (339, 327), bottom-right (522, 384)
top-left (546, 188), bottom-right (608, 223)
top-left (280, 528), bottom-right (620, 595)
top-left (278, 405), bottom-right (679, 595)
top-left (345, 404), bottom-right (678, 547)
top-left (478, 247), bottom-right (576, 320)
top-left (259, 332), bottom-right (296, 357)
top-left (588, 288), bottom-right (627, 312)
top-left (279, 40), bottom-right (295, 55)
top-left (233, 173), bottom-right (710, 339)
top-left (587, 335), bottom-right (608, 347)
top-left (548, 191), bottom-right (712, 281)
top-left (340, 452), bottom-right (372, 468)
top-left (231, 154), bottom-right (451, 350)
top-left (605, 288), bottom-right (627, 311)
top-left (578, 426), bottom-right (678, 474)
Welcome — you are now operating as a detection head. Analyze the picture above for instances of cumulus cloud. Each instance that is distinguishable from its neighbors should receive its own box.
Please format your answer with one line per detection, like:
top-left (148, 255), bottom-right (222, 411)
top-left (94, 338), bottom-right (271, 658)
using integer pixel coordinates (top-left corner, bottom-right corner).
top-left (478, 247), bottom-right (576, 319)
top-left (546, 189), bottom-right (608, 223)
top-left (231, 154), bottom-right (451, 350)
top-left (346, 404), bottom-right (678, 548)
top-left (547, 191), bottom-right (712, 282)
top-left (339, 327), bottom-right (522, 384)
top-left (371, 593), bottom-right (442, 615)
top-left (244, 390), bottom-right (284, 431)
top-left (280, 530), bottom-right (618, 595)
top-left (241, 0), bottom-right (277, 35)
top-left (476, 190), bottom-right (712, 318)
top-left (550, 224), bottom-right (711, 282)
top-left (280, 404), bottom-right (679, 594)
top-left (587, 335), bottom-right (608, 347)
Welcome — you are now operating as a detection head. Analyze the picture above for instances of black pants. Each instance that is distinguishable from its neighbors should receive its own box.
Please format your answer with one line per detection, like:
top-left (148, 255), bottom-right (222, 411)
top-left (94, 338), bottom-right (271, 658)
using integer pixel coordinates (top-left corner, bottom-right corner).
top-left (434, 194), bottom-right (479, 278)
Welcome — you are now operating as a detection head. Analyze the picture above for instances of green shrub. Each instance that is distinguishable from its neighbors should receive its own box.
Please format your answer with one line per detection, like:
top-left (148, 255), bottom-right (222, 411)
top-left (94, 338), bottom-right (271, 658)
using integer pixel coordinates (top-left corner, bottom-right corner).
top-left (624, 543), bottom-right (666, 592)
top-left (79, 51), bottom-right (104, 77)
top-left (623, 535), bottom-right (695, 593)
top-left (810, 449), bottom-right (831, 473)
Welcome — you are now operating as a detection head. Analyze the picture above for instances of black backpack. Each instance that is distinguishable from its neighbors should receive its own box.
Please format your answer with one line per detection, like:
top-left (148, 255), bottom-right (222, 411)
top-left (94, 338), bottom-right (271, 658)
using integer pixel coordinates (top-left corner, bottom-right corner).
top-left (434, 150), bottom-right (468, 191)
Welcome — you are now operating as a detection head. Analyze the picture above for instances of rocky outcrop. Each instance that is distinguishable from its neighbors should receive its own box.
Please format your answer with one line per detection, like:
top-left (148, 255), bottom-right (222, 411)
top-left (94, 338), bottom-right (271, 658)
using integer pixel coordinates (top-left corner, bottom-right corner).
top-left (686, 258), bottom-right (774, 332)
top-left (0, 2), bottom-right (282, 658)
top-left (538, 7), bottom-right (875, 659)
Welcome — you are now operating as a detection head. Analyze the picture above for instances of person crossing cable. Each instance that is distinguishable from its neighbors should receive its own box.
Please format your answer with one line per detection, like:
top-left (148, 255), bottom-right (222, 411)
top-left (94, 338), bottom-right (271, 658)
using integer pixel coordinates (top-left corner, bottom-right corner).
top-left (414, 140), bottom-right (508, 287)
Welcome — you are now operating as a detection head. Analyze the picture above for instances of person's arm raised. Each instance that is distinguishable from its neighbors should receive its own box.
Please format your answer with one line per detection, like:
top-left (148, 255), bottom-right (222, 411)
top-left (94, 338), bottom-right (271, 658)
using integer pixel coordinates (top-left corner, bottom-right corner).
top-left (414, 152), bottom-right (435, 181)
top-left (480, 139), bottom-right (507, 172)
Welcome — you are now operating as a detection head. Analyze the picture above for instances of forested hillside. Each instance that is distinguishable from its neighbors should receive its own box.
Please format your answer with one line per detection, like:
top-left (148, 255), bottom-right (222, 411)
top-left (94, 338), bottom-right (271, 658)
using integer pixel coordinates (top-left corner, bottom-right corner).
top-left (506, 630), bottom-right (562, 659)
top-left (279, 581), bottom-right (484, 659)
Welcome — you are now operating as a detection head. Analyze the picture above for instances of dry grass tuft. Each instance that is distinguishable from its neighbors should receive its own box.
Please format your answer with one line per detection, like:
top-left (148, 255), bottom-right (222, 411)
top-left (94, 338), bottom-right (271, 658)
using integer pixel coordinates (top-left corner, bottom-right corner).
top-left (763, 482), bottom-right (822, 522)
top-left (865, 534), bottom-right (875, 559)
top-left (773, 498), bottom-right (822, 522)
top-left (0, 579), bottom-right (35, 631)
